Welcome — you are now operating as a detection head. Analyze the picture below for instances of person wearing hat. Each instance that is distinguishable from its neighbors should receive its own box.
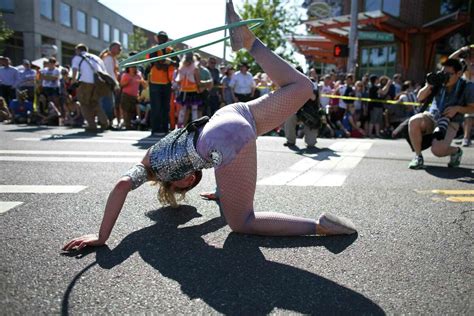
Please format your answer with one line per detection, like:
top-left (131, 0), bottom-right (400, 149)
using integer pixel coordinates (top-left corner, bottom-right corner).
top-left (63, 0), bottom-right (356, 252)
top-left (15, 59), bottom-right (36, 101)
top-left (229, 62), bottom-right (255, 102)
top-left (147, 31), bottom-right (179, 135)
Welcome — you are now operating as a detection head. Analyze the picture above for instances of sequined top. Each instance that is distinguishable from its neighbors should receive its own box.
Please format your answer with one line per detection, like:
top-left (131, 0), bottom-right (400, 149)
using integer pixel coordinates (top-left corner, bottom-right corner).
top-left (149, 128), bottom-right (215, 182)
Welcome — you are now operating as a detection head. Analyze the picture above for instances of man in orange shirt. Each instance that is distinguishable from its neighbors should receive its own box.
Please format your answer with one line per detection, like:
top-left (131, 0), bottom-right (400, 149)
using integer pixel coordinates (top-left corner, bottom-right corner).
top-left (147, 31), bottom-right (177, 135)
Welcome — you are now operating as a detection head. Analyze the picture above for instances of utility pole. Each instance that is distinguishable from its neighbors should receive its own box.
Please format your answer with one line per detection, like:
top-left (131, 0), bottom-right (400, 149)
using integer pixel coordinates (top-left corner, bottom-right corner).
top-left (347, 0), bottom-right (358, 73)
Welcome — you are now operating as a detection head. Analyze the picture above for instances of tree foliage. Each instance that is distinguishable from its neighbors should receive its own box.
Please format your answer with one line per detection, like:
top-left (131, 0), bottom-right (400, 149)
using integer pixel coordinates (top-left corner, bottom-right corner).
top-left (128, 27), bottom-right (149, 52)
top-left (0, 13), bottom-right (14, 54)
top-left (230, 0), bottom-right (301, 74)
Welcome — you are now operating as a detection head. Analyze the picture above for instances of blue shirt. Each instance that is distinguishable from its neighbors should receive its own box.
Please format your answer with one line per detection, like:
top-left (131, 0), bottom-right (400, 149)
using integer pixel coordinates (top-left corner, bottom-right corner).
top-left (9, 99), bottom-right (33, 117)
top-left (16, 68), bottom-right (37, 88)
top-left (429, 79), bottom-right (474, 123)
top-left (0, 66), bottom-right (19, 86)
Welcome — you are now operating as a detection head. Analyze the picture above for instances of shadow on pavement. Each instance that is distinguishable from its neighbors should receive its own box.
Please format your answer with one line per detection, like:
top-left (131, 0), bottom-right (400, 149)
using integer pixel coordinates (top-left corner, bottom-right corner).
top-left (424, 166), bottom-right (474, 184)
top-left (4, 125), bottom-right (52, 133)
top-left (132, 134), bottom-right (159, 150)
top-left (297, 147), bottom-right (341, 161)
top-left (62, 205), bottom-right (383, 315)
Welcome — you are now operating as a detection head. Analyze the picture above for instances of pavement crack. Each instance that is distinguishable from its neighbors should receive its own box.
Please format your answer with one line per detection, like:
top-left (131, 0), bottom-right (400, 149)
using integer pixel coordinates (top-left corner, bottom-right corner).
top-left (452, 209), bottom-right (474, 237)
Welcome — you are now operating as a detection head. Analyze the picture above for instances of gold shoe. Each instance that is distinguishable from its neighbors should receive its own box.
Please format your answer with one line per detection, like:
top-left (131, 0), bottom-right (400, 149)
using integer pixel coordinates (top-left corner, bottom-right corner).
top-left (226, 0), bottom-right (255, 51)
top-left (318, 213), bottom-right (357, 235)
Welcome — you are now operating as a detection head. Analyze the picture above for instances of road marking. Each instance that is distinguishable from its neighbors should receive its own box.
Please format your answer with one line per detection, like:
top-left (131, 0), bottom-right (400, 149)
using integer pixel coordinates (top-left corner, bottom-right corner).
top-left (257, 141), bottom-right (373, 187)
top-left (0, 201), bottom-right (23, 214)
top-left (0, 185), bottom-right (87, 193)
top-left (0, 156), bottom-right (138, 163)
top-left (446, 196), bottom-right (474, 203)
top-left (0, 150), bottom-right (144, 156)
top-left (15, 137), bottom-right (158, 144)
top-left (0, 150), bottom-right (144, 163)
top-left (432, 190), bottom-right (474, 195)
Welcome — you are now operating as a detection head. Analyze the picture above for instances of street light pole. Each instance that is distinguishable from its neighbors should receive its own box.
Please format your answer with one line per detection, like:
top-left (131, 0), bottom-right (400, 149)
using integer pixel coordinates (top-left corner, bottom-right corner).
top-left (347, 0), bottom-right (358, 73)
top-left (223, 1), bottom-right (228, 64)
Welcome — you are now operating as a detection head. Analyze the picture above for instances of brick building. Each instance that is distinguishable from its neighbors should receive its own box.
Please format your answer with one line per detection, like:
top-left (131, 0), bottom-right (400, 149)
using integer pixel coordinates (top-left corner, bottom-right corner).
top-left (291, 0), bottom-right (472, 82)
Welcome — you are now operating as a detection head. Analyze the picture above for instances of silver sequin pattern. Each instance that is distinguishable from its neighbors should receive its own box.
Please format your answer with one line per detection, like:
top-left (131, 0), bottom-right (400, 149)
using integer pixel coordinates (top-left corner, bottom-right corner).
top-left (123, 164), bottom-right (148, 190)
top-left (149, 128), bottom-right (215, 182)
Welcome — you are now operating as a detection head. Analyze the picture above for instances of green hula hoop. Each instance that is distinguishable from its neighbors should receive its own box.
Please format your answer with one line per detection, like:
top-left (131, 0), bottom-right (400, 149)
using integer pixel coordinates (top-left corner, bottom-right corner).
top-left (119, 18), bottom-right (264, 69)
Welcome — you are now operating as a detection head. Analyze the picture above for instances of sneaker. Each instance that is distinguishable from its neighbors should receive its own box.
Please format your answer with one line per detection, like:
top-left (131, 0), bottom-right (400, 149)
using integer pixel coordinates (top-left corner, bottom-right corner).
top-left (448, 148), bottom-right (463, 168)
top-left (461, 138), bottom-right (471, 147)
top-left (408, 155), bottom-right (424, 169)
top-left (140, 118), bottom-right (147, 125)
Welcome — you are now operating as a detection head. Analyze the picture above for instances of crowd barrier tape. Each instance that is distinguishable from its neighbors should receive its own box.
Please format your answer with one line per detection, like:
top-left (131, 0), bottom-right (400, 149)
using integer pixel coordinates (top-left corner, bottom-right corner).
top-left (320, 93), bottom-right (422, 107)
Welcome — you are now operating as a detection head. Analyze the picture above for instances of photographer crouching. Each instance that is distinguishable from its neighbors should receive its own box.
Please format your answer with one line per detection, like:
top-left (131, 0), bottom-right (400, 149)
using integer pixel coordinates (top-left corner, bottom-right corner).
top-left (408, 58), bottom-right (474, 169)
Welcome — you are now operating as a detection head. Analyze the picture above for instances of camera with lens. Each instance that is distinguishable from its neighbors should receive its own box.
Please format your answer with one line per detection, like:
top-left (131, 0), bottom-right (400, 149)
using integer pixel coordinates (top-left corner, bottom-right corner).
top-left (426, 71), bottom-right (450, 87)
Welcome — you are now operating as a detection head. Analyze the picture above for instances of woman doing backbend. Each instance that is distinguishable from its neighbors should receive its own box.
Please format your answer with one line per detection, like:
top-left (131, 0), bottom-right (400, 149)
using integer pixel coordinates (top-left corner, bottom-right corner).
top-left (63, 0), bottom-right (356, 251)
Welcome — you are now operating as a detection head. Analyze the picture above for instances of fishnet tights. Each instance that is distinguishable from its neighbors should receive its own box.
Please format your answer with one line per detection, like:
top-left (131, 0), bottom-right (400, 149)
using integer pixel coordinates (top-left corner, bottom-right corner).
top-left (214, 39), bottom-right (316, 236)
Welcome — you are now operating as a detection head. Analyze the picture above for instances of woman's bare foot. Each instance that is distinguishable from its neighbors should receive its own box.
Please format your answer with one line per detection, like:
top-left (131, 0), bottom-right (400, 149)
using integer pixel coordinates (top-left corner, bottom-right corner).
top-left (316, 213), bottom-right (357, 235)
top-left (226, 0), bottom-right (256, 51)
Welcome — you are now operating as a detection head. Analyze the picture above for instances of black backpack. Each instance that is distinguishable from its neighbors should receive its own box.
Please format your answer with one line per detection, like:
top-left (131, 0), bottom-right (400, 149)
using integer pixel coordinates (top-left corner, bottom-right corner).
top-left (296, 88), bottom-right (323, 130)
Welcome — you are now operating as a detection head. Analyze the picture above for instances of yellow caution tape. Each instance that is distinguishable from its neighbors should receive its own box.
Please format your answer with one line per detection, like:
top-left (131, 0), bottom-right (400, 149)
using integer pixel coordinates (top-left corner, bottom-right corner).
top-left (320, 93), bottom-right (422, 107)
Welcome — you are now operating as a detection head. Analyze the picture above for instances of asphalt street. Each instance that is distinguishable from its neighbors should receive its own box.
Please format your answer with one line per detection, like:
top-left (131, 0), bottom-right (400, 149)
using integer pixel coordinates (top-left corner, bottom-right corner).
top-left (1, 123), bottom-right (472, 315)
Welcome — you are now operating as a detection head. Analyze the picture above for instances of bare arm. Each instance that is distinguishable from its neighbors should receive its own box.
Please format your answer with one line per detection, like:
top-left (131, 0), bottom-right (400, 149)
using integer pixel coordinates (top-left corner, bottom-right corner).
top-left (71, 69), bottom-right (78, 83)
top-left (417, 84), bottom-right (433, 103)
top-left (443, 102), bottom-right (474, 118)
top-left (63, 157), bottom-right (153, 251)
top-left (62, 177), bottom-right (132, 251)
top-left (449, 46), bottom-right (469, 59)
top-left (97, 177), bottom-right (132, 242)
top-left (378, 79), bottom-right (392, 97)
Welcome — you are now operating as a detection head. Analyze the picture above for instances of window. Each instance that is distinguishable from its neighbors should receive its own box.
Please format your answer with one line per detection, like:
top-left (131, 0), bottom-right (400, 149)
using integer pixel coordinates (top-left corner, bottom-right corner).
top-left (91, 17), bottom-right (99, 38)
top-left (40, 0), bottom-right (53, 20)
top-left (0, 0), bottom-right (15, 12)
top-left (113, 28), bottom-right (120, 42)
top-left (359, 45), bottom-right (397, 77)
top-left (440, 0), bottom-right (469, 15)
top-left (103, 23), bottom-right (110, 42)
top-left (364, 0), bottom-right (399, 17)
top-left (59, 2), bottom-right (71, 27)
top-left (77, 10), bottom-right (86, 33)
top-left (122, 33), bottom-right (128, 49)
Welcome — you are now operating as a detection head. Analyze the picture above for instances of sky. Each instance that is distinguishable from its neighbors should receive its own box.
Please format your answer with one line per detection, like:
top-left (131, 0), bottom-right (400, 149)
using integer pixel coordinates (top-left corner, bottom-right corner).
top-left (98, 0), bottom-right (307, 66)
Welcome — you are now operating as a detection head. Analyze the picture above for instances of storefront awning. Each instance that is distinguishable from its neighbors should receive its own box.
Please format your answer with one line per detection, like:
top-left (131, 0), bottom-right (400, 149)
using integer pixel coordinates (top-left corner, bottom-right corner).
top-left (289, 35), bottom-right (338, 64)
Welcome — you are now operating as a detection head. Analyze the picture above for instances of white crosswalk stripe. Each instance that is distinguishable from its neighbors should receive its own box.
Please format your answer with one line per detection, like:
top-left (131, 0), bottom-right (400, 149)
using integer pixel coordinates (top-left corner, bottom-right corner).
top-left (0, 185), bottom-right (87, 193)
top-left (257, 141), bottom-right (372, 187)
top-left (0, 201), bottom-right (23, 214)
top-left (0, 150), bottom-right (144, 163)
top-left (15, 136), bottom-right (158, 144)
top-left (0, 186), bottom-right (87, 215)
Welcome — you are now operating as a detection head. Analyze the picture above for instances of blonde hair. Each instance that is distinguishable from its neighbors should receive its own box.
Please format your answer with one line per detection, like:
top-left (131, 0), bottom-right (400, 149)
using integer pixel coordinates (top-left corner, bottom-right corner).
top-left (154, 181), bottom-right (186, 209)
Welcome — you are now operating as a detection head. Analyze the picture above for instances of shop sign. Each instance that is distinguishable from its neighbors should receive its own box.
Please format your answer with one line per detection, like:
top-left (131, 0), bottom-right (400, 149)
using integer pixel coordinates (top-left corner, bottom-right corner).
top-left (358, 31), bottom-right (394, 42)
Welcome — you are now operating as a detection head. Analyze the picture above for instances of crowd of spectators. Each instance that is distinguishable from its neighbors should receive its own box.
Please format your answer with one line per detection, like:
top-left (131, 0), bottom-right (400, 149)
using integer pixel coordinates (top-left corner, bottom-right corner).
top-left (0, 33), bottom-right (471, 148)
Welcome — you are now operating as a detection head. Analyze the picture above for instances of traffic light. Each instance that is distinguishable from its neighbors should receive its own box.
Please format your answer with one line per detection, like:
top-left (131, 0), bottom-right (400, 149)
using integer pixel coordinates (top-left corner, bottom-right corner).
top-left (333, 44), bottom-right (349, 57)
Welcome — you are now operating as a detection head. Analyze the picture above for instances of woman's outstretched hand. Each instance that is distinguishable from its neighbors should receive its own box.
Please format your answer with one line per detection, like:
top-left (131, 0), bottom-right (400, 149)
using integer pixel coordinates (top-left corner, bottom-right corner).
top-left (62, 234), bottom-right (105, 251)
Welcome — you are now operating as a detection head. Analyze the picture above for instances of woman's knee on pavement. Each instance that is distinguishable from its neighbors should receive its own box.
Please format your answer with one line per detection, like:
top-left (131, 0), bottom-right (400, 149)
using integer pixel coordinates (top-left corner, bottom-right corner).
top-left (225, 211), bottom-right (255, 234)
